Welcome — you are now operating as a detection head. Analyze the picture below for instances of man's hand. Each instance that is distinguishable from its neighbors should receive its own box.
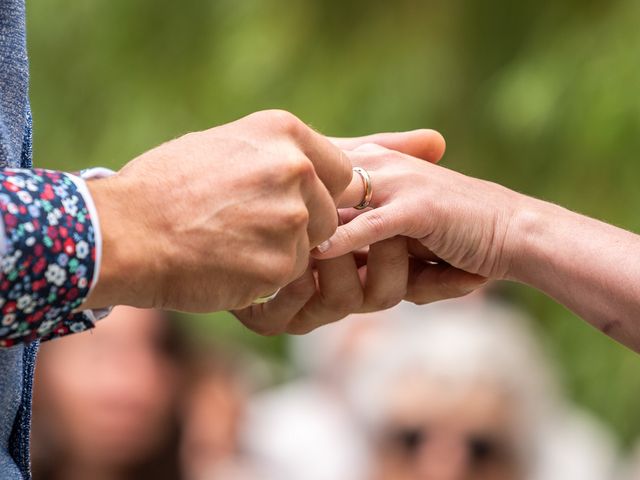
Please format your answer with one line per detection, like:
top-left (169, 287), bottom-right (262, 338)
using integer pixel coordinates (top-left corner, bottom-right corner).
top-left (82, 110), bottom-right (351, 312)
top-left (233, 236), bottom-right (412, 335)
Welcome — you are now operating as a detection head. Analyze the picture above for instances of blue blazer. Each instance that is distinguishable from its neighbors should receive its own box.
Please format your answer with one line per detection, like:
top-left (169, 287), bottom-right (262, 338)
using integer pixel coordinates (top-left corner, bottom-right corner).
top-left (1, 0), bottom-right (39, 478)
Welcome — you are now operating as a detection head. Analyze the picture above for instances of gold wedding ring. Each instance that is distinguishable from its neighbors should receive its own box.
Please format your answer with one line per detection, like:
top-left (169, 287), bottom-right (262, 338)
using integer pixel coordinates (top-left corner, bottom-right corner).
top-left (352, 167), bottom-right (373, 210)
top-left (252, 289), bottom-right (281, 305)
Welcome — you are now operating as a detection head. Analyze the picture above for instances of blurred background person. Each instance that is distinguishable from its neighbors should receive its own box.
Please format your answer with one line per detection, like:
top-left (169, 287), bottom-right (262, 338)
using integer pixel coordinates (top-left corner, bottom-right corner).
top-left (31, 307), bottom-right (187, 480)
top-left (258, 298), bottom-right (621, 480)
top-left (179, 346), bottom-right (266, 480)
top-left (241, 369), bottom-right (371, 480)
top-left (346, 300), bottom-right (621, 480)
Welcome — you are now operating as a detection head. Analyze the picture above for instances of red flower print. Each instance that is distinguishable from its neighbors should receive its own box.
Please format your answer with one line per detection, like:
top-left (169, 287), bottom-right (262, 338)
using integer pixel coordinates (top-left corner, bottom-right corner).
top-left (66, 287), bottom-right (79, 301)
top-left (64, 238), bottom-right (75, 255)
top-left (3, 181), bottom-right (19, 192)
top-left (33, 257), bottom-right (47, 274)
top-left (3, 301), bottom-right (16, 314)
top-left (4, 213), bottom-right (17, 228)
top-left (42, 184), bottom-right (55, 200)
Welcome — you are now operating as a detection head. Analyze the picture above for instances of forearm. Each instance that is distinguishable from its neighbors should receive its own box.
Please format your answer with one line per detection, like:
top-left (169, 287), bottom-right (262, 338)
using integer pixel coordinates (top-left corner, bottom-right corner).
top-left (507, 196), bottom-right (640, 350)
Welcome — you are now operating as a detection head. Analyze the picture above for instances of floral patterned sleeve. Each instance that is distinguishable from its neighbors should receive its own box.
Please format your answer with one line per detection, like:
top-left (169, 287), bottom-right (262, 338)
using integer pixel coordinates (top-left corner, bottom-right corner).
top-left (0, 168), bottom-right (105, 346)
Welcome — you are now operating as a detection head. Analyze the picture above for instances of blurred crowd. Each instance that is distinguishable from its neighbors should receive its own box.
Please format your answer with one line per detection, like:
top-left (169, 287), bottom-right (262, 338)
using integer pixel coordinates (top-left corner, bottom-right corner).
top-left (31, 297), bottom-right (640, 480)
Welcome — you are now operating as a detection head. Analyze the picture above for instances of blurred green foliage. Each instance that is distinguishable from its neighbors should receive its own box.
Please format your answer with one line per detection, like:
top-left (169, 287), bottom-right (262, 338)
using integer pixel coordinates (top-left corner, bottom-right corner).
top-left (27, 0), bottom-right (640, 445)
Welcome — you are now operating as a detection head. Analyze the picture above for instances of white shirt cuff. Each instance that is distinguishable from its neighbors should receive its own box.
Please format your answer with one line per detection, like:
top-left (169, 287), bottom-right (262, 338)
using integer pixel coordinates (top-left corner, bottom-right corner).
top-left (66, 167), bottom-right (116, 321)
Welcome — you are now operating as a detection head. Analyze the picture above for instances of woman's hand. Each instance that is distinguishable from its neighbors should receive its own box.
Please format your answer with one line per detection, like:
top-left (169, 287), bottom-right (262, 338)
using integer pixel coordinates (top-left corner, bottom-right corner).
top-left (315, 143), bottom-right (640, 353)
top-left (314, 143), bottom-right (522, 280)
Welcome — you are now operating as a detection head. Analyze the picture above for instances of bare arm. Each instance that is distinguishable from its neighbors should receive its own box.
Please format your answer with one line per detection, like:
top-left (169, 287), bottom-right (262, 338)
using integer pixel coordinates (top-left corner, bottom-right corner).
top-left (508, 197), bottom-right (640, 350)
top-left (314, 143), bottom-right (640, 351)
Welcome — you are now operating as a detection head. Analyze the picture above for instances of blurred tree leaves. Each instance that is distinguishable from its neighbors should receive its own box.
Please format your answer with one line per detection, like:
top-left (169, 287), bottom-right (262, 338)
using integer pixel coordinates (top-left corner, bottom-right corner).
top-left (27, 0), bottom-right (640, 444)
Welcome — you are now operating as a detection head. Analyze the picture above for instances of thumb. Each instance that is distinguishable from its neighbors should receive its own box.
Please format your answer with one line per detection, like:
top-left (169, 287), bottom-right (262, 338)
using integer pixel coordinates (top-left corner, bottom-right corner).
top-left (330, 129), bottom-right (446, 164)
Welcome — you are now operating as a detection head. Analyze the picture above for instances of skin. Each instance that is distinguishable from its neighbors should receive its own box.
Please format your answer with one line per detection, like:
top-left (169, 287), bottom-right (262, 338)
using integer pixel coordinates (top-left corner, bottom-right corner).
top-left (80, 109), bottom-right (473, 336)
top-left (81, 109), bottom-right (351, 313)
top-left (375, 376), bottom-right (521, 480)
top-left (232, 129), bottom-right (486, 335)
top-left (313, 143), bottom-right (640, 352)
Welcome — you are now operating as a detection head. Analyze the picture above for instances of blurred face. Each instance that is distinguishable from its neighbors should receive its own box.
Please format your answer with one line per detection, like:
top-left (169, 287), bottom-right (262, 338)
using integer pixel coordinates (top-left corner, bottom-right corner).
top-left (180, 372), bottom-right (246, 480)
top-left (375, 373), bottom-right (523, 480)
top-left (34, 307), bottom-right (179, 468)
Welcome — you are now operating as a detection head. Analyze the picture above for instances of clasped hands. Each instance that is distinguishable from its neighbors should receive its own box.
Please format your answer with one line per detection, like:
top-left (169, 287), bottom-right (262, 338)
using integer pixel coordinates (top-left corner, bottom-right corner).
top-left (234, 124), bottom-right (497, 336)
top-left (84, 110), bottom-right (522, 336)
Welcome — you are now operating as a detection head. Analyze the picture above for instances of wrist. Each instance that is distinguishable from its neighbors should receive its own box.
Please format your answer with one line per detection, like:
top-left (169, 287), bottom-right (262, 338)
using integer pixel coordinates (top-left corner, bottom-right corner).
top-left (502, 195), bottom-right (564, 283)
top-left (81, 175), bottom-right (157, 309)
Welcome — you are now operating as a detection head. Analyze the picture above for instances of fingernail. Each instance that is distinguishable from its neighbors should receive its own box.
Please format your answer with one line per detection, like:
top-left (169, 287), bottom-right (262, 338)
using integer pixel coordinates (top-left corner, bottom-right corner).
top-left (316, 240), bottom-right (331, 254)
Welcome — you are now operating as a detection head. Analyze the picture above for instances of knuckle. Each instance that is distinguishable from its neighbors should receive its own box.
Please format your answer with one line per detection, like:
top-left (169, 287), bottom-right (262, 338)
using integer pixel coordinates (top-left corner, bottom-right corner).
top-left (255, 235), bottom-right (308, 287)
top-left (255, 256), bottom-right (293, 291)
top-left (280, 255), bottom-right (305, 284)
top-left (259, 154), bottom-right (305, 188)
top-left (263, 109), bottom-right (305, 137)
top-left (282, 205), bottom-right (310, 231)
top-left (273, 153), bottom-right (315, 186)
top-left (285, 155), bottom-right (315, 180)
top-left (282, 118), bottom-right (307, 141)
top-left (364, 211), bottom-right (388, 237)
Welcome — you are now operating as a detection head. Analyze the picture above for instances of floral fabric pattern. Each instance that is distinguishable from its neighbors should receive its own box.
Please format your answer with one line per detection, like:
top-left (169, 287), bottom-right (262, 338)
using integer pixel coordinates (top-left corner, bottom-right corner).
top-left (0, 168), bottom-right (96, 346)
